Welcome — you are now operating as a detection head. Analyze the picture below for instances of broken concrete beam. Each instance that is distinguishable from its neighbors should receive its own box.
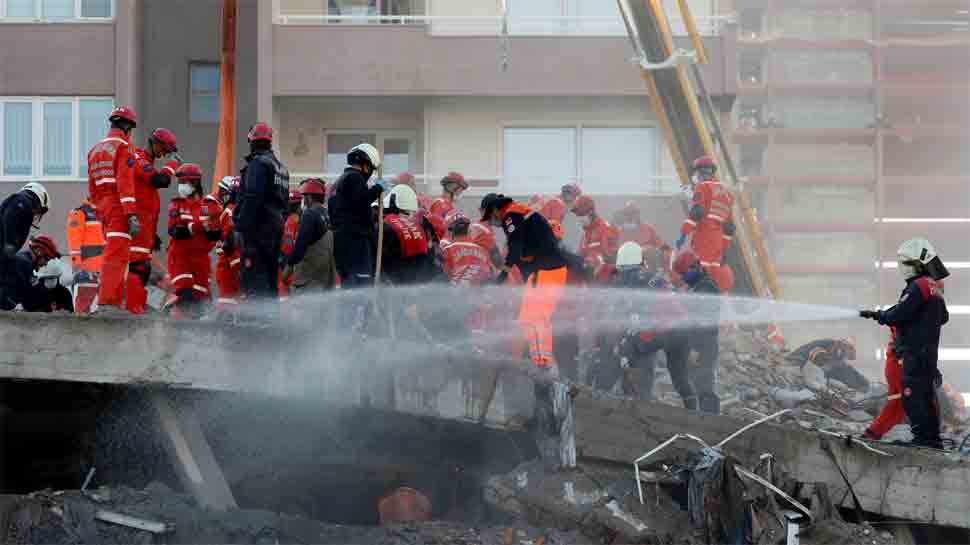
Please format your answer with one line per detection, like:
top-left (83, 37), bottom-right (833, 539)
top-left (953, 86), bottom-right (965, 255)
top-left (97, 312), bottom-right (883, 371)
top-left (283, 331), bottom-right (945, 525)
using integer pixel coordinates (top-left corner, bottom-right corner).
top-left (572, 393), bottom-right (970, 528)
top-left (151, 393), bottom-right (237, 510)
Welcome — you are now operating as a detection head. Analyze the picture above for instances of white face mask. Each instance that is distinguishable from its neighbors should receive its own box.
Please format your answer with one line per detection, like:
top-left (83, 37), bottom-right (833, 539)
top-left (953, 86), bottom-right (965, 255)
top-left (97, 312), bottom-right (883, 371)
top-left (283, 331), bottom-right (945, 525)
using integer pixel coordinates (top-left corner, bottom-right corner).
top-left (178, 184), bottom-right (195, 198)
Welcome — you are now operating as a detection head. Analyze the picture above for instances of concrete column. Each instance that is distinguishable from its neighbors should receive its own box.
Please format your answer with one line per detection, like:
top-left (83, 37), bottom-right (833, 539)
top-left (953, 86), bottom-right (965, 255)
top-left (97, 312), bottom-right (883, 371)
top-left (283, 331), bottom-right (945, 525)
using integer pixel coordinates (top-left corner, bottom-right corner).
top-left (151, 393), bottom-right (237, 510)
top-left (114, 0), bottom-right (142, 123)
top-left (257, 0), bottom-right (275, 123)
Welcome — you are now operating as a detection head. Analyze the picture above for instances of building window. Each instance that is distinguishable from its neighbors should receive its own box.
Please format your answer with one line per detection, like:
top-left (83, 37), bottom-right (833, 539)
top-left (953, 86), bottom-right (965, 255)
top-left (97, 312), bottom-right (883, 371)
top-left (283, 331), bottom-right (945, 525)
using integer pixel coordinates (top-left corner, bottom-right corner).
top-left (1, 0), bottom-right (113, 20)
top-left (189, 63), bottom-right (221, 124)
top-left (504, 126), bottom-right (663, 195)
top-left (0, 97), bottom-right (113, 181)
top-left (324, 131), bottom-right (415, 179)
top-left (507, 0), bottom-right (623, 35)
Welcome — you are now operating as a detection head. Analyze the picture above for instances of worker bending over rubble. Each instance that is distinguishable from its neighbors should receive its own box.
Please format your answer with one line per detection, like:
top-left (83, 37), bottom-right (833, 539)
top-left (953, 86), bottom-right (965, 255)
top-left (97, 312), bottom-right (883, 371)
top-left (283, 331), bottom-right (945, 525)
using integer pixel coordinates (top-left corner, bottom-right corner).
top-left (0, 183), bottom-right (50, 310)
top-left (861, 237), bottom-right (949, 449)
top-left (600, 242), bottom-right (698, 409)
top-left (787, 338), bottom-right (869, 392)
top-left (672, 250), bottom-right (723, 414)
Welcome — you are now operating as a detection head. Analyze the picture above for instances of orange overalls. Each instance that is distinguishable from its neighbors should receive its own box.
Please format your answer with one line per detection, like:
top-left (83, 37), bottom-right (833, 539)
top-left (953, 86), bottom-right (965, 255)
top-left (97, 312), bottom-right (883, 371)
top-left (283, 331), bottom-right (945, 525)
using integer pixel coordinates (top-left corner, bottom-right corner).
top-left (681, 177), bottom-right (734, 268)
top-left (66, 200), bottom-right (104, 313)
top-left (865, 328), bottom-right (904, 440)
top-left (167, 195), bottom-right (218, 317)
top-left (87, 128), bottom-right (134, 308)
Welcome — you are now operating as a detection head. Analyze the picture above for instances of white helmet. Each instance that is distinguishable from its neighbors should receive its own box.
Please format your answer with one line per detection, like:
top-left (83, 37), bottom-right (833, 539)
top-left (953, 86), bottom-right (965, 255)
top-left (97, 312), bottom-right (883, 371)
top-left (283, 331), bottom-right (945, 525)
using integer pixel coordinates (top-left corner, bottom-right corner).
top-left (384, 184), bottom-right (419, 213)
top-left (21, 182), bottom-right (50, 212)
top-left (897, 237), bottom-right (949, 280)
top-left (616, 242), bottom-right (644, 269)
top-left (35, 258), bottom-right (71, 289)
top-left (348, 143), bottom-right (381, 169)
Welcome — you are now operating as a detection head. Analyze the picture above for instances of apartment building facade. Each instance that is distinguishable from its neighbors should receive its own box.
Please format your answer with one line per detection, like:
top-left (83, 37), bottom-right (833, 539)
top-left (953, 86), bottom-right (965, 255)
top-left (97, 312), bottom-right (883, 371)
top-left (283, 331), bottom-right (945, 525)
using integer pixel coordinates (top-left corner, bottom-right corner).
top-left (2, 0), bottom-right (966, 380)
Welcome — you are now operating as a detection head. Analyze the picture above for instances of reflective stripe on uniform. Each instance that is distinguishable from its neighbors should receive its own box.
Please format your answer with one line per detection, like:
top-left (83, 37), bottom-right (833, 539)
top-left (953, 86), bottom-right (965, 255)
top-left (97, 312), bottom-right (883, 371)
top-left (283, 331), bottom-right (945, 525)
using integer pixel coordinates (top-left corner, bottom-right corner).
top-left (180, 214), bottom-right (194, 220)
top-left (723, 235), bottom-right (734, 241)
top-left (70, 250), bottom-right (82, 256)
top-left (218, 298), bottom-right (239, 305)
top-left (230, 258), bottom-right (241, 267)
top-left (887, 394), bottom-right (902, 401)
top-left (193, 284), bottom-right (209, 293)
top-left (684, 219), bottom-right (697, 226)
top-left (100, 137), bottom-right (127, 145)
top-left (95, 177), bottom-right (117, 186)
top-left (700, 261), bottom-right (719, 267)
top-left (707, 214), bottom-right (725, 222)
top-left (120, 197), bottom-right (136, 204)
top-left (171, 273), bottom-right (193, 283)
top-left (130, 246), bottom-right (151, 254)
top-left (76, 283), bottom-right (99, 289)
top-left (106, 232), bottom-right (132, 240)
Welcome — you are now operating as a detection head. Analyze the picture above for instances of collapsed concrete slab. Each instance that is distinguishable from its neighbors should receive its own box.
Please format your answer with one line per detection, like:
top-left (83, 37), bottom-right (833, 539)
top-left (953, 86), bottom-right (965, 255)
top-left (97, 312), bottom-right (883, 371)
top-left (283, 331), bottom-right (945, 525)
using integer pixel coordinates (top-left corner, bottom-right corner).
top-left (3, 312), bottom-right (970, 529)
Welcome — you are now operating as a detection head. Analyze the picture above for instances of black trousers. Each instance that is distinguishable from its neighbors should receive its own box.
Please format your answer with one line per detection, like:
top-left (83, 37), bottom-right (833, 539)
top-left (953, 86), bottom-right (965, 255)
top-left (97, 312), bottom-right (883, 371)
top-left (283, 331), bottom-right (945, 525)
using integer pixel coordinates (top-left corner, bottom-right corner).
top-left (240, 225), bottom-right (282, 317)
top-left (333, 231), bottom-right (375, 288)
top-left (689, 327), bottom-right (720, 414)
top-left (901, 354), bottom-right (942, 449)
top-left (599, 333), bottom-right (697, 408)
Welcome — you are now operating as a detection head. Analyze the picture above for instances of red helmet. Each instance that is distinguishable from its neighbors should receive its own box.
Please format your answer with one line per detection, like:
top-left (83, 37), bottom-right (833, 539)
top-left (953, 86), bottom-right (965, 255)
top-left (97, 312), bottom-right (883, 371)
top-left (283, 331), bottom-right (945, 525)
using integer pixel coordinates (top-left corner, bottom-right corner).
top-left (299, 178), bottom-right (327, 197)
top-left (149, 128), bottom-right (178, 153)
top-left (548, 220), bottom-right (565, 241)
top-left (691, 155), bottom-right (717, 174)
top-left (108, 106), bottom-right (137, 126)
top-left (395, 172), bottom-right (416, 189)
top-left (441, 172), bottom-right (468, 191)
top-left (571, 195), bottom-right (596, 217)
top-left (29, 235), bottom-right (61, 259)
top-left (672, 250), bottom-right (700, 275)
top-left (175, 163), bottom-right (203, 182)
top-left (248, 122), bottom-right (273, 143)
top-left (621, 201), bottom-right (641, 223)
top-left (288, 188), bottom-right (303, 205)
top-left (561, 183), bottom-right (582, 202)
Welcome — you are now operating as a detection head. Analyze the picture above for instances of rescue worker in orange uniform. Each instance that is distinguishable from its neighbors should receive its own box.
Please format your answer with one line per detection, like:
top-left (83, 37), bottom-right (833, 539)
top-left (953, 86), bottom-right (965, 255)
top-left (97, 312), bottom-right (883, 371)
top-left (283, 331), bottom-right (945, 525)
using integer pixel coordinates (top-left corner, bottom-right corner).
top-left (166, 164), bottom-right (222, 319)
top-left (481, 193), bottom-right (569, 372)
top-left (540, 198), bottom-right (568, 224)
top-left (278, 188), bottom-right (301, 301)
top-left (429, 172), bottom-right (468, 219)
top-left (126, 128), bottom-right (180, 314)
top-left (214, 176), bottom-right (242, 311)
top-left (86, 107), bottom-right (138, 313)
top-left (678, 156), bottom-right (736, 269)
top-left (442, 212), bottom-right (493, 343)
top-left (572, 195), bottom-right (619, 283)
top-left (66, 198), bottom-right (105, 314)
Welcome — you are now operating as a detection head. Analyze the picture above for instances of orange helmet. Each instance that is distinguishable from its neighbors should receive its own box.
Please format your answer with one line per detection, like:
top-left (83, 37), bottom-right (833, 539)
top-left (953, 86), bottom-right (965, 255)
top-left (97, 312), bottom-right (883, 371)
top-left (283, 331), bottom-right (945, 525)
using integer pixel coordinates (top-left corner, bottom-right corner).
top-left (571, 195), bottom-right (596, 217)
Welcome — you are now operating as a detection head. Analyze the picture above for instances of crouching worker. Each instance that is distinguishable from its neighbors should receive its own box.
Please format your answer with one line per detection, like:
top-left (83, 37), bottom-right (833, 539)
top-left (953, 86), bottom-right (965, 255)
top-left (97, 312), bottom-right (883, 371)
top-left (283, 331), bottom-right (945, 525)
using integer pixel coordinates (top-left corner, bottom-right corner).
top-left (167, 164), bottom-right (221, 319)
top-left (27, 257), bottom-right (74, 312)
top-left (599, 242), bottom-right (698, 409)
top-left (0, 235), bottom-right (61, 311)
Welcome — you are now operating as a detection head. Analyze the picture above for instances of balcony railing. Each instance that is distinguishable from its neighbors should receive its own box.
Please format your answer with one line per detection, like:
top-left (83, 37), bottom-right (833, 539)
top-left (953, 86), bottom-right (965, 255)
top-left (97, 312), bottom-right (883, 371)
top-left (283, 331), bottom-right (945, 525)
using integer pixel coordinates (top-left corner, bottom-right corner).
top-left (275, 14), bottom-right (732, 37)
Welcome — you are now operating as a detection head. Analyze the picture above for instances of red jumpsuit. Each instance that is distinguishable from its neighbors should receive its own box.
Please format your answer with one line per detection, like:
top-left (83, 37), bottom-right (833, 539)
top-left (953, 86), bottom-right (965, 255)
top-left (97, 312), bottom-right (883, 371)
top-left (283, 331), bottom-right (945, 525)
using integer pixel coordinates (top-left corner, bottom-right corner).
top-left (429, 196), bottom-right (454, 219)
top-left (215, 203), bottom-right (242, 306)
top-left (442, 237), bottom-right (493, 337)
top-left (680, 177), bottom-right (734, 268)
top-left (278, 212), bottom-right (299, 300)
top-left (865, 328), bottom-right (904, 440)
top-left (539, 197), bottom-right (567, 223)
top-left (579, 217), bottom-right (619, 281)
top-left (167, 196), bottom-right (216, 312)
top-left (125, 148), bottom-right (176, 314)
top-left (87, 128), bottom-right (135, 308)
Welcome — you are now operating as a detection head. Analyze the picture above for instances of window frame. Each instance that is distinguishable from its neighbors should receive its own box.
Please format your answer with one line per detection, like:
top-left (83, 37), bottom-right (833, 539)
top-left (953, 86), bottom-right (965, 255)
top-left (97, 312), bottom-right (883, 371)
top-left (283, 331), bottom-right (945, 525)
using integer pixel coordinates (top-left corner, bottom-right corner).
top-left (188, 61), bottom-right (221, 125)
top-left (0, 0), bottom-right (114, 21)
top-left (0, 96), bottom-right (114, 182)
top-left (322, 129), bottom-right (418, 178)
top-left (500, 123), bottom-right (670, 195)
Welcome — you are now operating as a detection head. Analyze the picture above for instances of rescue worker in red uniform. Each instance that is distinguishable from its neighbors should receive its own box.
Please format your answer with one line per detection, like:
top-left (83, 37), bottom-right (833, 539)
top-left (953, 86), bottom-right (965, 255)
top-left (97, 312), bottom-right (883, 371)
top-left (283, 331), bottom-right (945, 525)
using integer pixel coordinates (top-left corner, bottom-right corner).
top-left (66, 198), bottom-right (105, 314)
top-left (166, 164), bottom-right (222, 319)
top-left (678, 156), bottom-right (736, 269)
top-left (617, 201), bottom-right (663, 249)
top-left (214, 177), bottom-right (242, 310)
top-left (540, 197), bottom-right (567, 224)
top-left (572, 195), bottom-right (619, 283)
top-left (428, 172), bottom-right (468, 220)
top-left (126, 128), bottom-right (179, 314)
top-left (87, 107), bottom-right (138, 313)
top-left (861, 237), bottom-right (950, 449)
top-left (481, 193), bottom-right (569, 372)
top-left (442, 213), bottom-right (493, 342)
top-left (863, 329), bottom-right (904, 440)
top-left (278, 188), bottom-right (302, 301)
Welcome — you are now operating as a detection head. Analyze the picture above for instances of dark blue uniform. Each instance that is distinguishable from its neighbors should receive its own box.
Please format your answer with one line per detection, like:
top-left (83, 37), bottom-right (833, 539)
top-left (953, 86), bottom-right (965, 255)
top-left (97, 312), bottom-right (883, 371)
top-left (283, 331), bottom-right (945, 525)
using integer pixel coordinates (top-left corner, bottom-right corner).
top-left (328, 167), bottom-right (383, 288)
top-left (683, 270), bottom-right (721, 414)
top-left (235, 150), bottom-right (289, 305)
top-left (0, 249), bottom-right (36, 311)
top-left (875, 276), bottom-right (949, 448)
top-left (0, 192), bottom-right (39, 308)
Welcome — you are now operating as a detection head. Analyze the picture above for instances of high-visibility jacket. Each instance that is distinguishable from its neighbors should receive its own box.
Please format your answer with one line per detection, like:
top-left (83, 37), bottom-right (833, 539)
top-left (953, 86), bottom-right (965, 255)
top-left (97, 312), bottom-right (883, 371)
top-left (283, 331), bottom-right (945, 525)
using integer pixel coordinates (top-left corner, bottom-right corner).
top-left (66, 200), bottom-right (104, 273)
top-left (429, 196), bottom-right (454, 219)
top-left (442, 237), bottom-right (491, 286)
top-left (87, 128), bottom-right (135, 216)
top-left (680, 177), bottom-right (734, 267)
top-left (579, 217), bottom-right (619, 269)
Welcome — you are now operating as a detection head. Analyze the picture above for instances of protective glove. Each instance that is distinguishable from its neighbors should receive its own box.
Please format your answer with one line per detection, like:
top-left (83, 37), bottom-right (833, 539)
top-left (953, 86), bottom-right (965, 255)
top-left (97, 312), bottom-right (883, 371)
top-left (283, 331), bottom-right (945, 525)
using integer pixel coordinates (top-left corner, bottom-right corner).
top-left (172, 225), bottom-right (191, 240)
top-left (675, 233), bottom-right (687, 250)
top-left (859, 310), bottom-right (880, 320)
top-left (161, 159), bottom-right (179, 177)
top-left (373, 178), bottom-right (389, 192)
top-left (127, 215), bottom-right (141, 237)
top-left (205, 229), bottom-right (222, 242)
